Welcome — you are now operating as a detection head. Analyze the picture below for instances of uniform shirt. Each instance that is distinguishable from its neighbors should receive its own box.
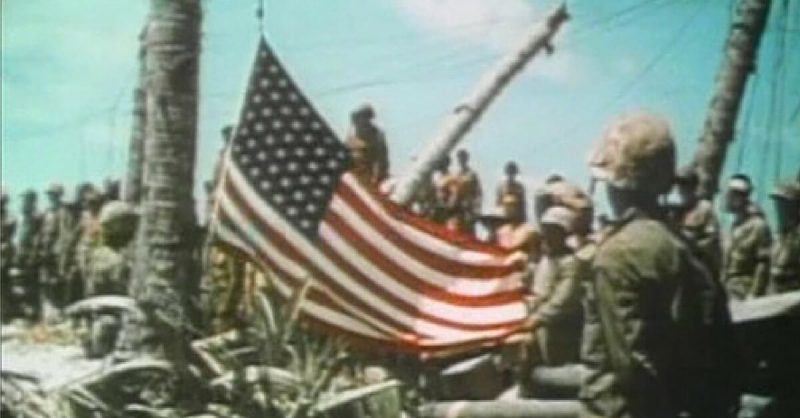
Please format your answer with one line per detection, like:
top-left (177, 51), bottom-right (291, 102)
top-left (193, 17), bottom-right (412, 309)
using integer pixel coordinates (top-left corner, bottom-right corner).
top-left (676, 199), bottom-right (722, 279)
top-left (16, 212), bottom-right (42, 270)
top-left (38, 205), bottom-right (74, 260)
top-left (345, 125), bottom-right (389, 186)
top-left (580, 210), bottom-right (736, 418)
top-left (769, 224), bottom-right (800, 294)
top-left (495, 179), bottom-right (527, 219)
top-left (724, 207), bottom-right (772, 300)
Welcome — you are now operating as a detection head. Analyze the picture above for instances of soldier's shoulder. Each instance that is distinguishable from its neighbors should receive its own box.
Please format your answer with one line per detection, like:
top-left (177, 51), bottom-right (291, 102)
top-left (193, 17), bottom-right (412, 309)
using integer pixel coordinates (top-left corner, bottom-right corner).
top-left (596, 218), bottom-right (674, 264)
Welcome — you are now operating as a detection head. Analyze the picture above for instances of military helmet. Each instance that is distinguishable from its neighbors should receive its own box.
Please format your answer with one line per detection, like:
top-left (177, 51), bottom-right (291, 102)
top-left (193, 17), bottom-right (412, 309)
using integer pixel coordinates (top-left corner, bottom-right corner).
top-left (99, 201), bottom-right (138, 226)
top-left (674, 165), bottom-right (699, 186)
top-left (727, 174), bottom-right (753, 195)
top-left (47, 183), bottom-right (65, 196)
top-left (769, 181), bottom-right (800, 202)
top-left (545, 180), bottom-right (592, 210)
top-left (540, 206), bottom-right (577, 233)
top-left (589, 112), bottom-right (676, 194)
top-left (505, 161), bottom-right (519, 175)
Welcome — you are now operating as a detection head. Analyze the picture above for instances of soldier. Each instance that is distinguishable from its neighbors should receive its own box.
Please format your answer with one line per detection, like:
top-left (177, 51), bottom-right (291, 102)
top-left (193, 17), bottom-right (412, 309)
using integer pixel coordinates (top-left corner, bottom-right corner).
top-left (451, 149), bottom-right (482, 234)
top-left (68, 187), bottom-right (105, 296)
top-left (16, 189), bottom-right (42, 319)
top-left (102, 178), bottom-right (121, 202)
top-left (85, 201), bottom-right (138, 296)
top-left (671, 166), bottom-right (723, 280)
top-left (533, 177), bottom-right (594, 251)
top-left (582, 112), bottom-right (738, 418)
top-left (1, 188), bottom-right (18, 320)
top-left (767, 180), bottom-right (800, 294)
top-left (345, 104), bottom-right (389, 187)
top-left (496, 193), bottom-right (539, 260)
top-left (495, 161), bottom-right (527, 221)
top-left (722, 174), bottom-right (772, 300)
top-left (413, 156), bottom-right (450, 220)
top-left (526, 206), bottom-right (586, 367)
top-left (37, 183), bottom-right (74, 318)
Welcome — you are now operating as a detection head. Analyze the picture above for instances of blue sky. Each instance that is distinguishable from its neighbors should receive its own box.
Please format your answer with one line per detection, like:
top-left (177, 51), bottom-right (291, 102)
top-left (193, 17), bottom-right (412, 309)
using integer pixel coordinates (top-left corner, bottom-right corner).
top-left (2, 0), bottom-right (799, 224)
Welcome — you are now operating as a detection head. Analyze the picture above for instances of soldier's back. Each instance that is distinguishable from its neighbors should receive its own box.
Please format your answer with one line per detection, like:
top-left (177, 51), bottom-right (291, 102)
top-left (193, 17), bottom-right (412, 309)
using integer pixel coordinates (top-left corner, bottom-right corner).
top-left (769, 224), bottom-right (800, 294)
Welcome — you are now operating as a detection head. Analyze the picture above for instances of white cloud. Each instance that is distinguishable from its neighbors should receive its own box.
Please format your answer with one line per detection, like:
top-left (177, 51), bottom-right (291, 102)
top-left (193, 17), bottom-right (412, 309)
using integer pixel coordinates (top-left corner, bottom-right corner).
top-left (394, 0), bottom-right (584, 85)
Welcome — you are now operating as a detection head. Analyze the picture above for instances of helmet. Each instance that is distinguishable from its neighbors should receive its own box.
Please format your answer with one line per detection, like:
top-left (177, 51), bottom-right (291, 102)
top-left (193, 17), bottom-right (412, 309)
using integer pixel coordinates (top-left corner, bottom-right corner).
top-left (99, 201), bottom-right (138, 226)
top-left (540, 206), bottom-right (577, 233)
top-left (589, 112), bottom-right (675, 194)
top-left (504, 161), bottom-right (519, 175)
top-left (545, 180), bottom-right (592, 211)
top-left (770, 181), bottom-right (800, 202)
top-left (674, 165), bottom-right (699, 186)
top-left (727, 174), bottom-right (753, 195)
top-left (47, 183), bottom-right (65, 196)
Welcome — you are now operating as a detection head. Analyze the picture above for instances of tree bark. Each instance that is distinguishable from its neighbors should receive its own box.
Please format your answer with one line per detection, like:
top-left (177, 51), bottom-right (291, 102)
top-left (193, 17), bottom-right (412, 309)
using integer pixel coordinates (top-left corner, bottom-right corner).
top-left (132, 0), bottom-right (201, 332)
top-left (691, 0), bottom-right (772, 198)
top-left (390, 4), bottom-right (569, 206)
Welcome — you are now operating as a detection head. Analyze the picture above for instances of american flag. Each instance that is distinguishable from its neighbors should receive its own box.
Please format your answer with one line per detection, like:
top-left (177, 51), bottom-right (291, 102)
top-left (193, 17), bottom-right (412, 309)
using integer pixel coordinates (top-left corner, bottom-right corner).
top-left (212, 37), bottom-right (529, 354)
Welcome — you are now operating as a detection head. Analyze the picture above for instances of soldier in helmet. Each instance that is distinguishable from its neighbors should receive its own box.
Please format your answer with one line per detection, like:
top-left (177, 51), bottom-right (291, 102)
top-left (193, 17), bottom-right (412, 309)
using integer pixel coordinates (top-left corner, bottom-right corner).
top-left (767, 180), bottom-right (800, 294)
top-left (722, 174), bottom-right (772, 300)
top-left (496, 161), bottom-right (527, 221)
top-left (496, 193), bottom-right (539, 260)
top-left (671, 166), bottom-right (723, 280)
top-left (102, 178), bottom-right (121, 203)
top-left (65, 186), bottom-right (105, 298)
top-left (16, 189), bottom-right (42, 319)
top-left (345, 104), bottom-right (389, 187)
top-left (525, 205), bottom-right (586, 367)
top-left (582, 112), bottom-right (738, 418)
top-left (37, 183), bottom-right (75, 318)
top-left (1, 188), bottom-right (18, 320)
top-left (85, 201), bottom-right (139, 296)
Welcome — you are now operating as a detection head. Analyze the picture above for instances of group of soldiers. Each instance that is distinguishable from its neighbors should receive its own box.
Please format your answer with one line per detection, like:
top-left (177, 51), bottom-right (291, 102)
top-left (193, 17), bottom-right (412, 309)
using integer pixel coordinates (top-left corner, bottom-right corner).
top-left (346, 105), bottom-right (800, 417)
top-left (0, 179), bottom-right (139, 323)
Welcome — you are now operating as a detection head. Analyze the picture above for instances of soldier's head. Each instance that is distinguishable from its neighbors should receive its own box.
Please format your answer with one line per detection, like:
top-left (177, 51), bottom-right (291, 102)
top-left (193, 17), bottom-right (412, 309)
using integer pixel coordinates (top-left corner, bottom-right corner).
top-left (724, 174), bottom-right (752, 214)
top-left (674, 165), bottom-right (700, 206)
top-left (770, 180), bottom-right (800, 232)
top-left (540, 206), bottom-right (575, 255)
top-left (589, 111), bottom-right (675, 217)
top-left (534, 179), bottom-right (593, 235)
top-left (21, 189), bottom-right (37, 214)
top-left (46, 183), bottom-right (65, 207)
top-left (351, 103), bottom-right (375, 128)
top-left (504, 161), bottom-right (519, 179)
top-left (456, 149), bottom-right (470, 168)
top-left (84, 188), bottom-right (104, 213)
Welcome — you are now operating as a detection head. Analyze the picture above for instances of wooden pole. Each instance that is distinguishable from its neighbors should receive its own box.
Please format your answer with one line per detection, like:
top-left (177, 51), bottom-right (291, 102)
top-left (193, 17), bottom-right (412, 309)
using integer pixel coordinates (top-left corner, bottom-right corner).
top-left (390, 4), bottom-right (569, 206)
top-left (691, 0), bottom-right (772, 198)
top-left (132, 0), bottom-right (201, 328)
top-left (123, 27), bottom-right (148, 204)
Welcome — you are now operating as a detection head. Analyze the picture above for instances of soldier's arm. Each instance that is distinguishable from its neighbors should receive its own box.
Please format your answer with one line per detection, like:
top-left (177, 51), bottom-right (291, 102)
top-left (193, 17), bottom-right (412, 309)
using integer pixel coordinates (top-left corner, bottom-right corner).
top-left (533, 257), bottom-right (585, 324)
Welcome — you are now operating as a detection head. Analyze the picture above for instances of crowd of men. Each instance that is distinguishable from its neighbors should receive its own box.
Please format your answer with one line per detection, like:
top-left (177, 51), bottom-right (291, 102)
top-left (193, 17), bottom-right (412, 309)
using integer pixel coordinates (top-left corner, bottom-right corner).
top-left (346, 105), bottom-right (800, 417)
top-left (0, 179), bottom-right (140, 323)
top-left (2, 103), bottom-right (799, 416)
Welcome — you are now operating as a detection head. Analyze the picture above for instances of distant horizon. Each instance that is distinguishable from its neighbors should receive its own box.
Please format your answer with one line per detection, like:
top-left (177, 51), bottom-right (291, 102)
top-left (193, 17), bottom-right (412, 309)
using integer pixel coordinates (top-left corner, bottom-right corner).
top-left (3, 0), bottom-right (799, 227)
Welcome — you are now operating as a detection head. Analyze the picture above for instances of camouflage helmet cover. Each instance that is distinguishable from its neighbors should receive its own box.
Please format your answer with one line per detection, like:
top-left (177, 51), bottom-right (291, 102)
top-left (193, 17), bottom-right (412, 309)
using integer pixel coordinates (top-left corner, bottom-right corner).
top-left (99, 201), bottom-right (138, 225)
top-left (770, 181), bottom-right (800, 202)
top-left (589, 111), bottom-right (676, 194)
top-left (540, 205), bottom-right (577, 233)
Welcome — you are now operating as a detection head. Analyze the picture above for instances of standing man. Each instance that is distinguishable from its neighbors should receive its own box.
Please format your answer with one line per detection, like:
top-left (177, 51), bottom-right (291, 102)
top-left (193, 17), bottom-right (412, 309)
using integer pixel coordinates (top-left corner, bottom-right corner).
top-left (526, 205), bottom-right (586, 366)
top-left (723, 174), bottom-right (772, 300)
top-left (582, 112), bottom-right (738, 418)
top-left (496, 161), bottom-right (527, 221)
top-left (452, 149), bottom-right (483, 234)
top-left (38, 183), bottom-right (74, 318)
top-left (16, 189), bottom-right (42, 320)
top-left (345, 104), bottom-right (389, 188)
top-left (767, 180), bottom-right (800, 294)
top-left (672, 167), bottom-right (723, 280)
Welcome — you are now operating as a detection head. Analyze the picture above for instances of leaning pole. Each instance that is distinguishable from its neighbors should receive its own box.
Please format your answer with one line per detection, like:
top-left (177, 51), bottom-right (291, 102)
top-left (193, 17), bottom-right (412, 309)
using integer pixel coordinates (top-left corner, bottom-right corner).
top-left (390, 4), bottom-right (569, 206)
top-left (132, 0), bottom-right (202, 331)
top-left (691, 0), bottom-right (772, 198)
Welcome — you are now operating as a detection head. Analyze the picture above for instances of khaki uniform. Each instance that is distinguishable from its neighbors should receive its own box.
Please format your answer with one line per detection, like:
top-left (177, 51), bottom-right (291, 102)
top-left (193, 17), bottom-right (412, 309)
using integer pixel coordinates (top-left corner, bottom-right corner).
top-left (580, 212), bottom-right (738, 418)
top-left (529, 253), bottom-right (586, 365)
top-left (724, 208), bottom-right (772, 300)
top-left (768, 224), bottom-right (800, 294)
top-left (674, 199), bottom-right (722, 279)
top-left (85, 246), bottom-right (131, 296)
top-left (496, 180), bottom-right (526, 220)
top-left (346, 126), bottom-right (389, 187)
